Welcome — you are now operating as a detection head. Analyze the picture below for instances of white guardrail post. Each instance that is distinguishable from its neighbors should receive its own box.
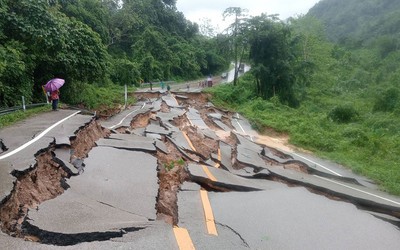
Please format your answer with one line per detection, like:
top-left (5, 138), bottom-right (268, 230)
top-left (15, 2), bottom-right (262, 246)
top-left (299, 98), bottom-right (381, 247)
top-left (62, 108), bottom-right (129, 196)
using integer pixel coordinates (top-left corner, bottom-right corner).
top-left (124, 84), bottom-right (128, 109)
top-left (22, 96), bottom-right (26, 111)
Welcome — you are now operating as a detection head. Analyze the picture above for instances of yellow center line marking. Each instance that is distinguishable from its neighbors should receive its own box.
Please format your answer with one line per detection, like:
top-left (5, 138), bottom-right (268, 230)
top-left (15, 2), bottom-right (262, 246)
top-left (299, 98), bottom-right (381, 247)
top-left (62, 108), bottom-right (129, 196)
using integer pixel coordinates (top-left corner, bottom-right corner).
top-left (201, 165), bottom-right (217, 182)
top-left (182, 132), bottom-right (197, 151)
top-left (200, 189), bottom-right (218, 236)
top-left (173, 226), bottom-right (196, 250)
top-left (181, 129), bottom-right (219, 236)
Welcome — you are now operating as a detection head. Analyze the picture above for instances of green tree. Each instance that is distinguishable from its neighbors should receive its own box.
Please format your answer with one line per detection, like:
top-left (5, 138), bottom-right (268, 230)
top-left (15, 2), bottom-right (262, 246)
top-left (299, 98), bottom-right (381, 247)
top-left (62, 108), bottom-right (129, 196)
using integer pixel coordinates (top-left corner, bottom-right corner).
top-left (223, 7), bottom-right (249, 85)
top-left (110, 57), bottom-right (140, 86)
top-left (1, 0), bottom-right (108, 104)
top-left (248, 14), bottom-right (306, 107)
top-left (58, 0), bottom-right (111, 44)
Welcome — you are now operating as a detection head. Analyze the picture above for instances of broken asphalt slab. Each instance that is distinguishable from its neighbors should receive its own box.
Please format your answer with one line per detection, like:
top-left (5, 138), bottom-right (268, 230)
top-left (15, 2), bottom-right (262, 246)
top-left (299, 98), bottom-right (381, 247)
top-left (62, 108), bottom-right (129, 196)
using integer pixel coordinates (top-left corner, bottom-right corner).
top-left (100, 104), bottom-right (151, 129)
top-left (96, 134), bottom-right (156, 153)
top-left (0, 161), bottom-right (15, 202)
top-left (212, 119), bottom-right (231, 132)
top-left (186, 108), bottom-right (208, 129)
top-left (236, 144), bottom-right (269, 170)
top-left (187, 163), bottom-right (279, 191)
top-left (45, 114), bottom-right (94, 146)
top-left (161, 95), bottom-right (181, 108)
top-left (0, 113), bottom-right (92, 172)
top-left (145, 123), bottom-right (170, 136)
top-left (0, 110), bottom-right (80, 154)
top-left (29, 146), bottom-right (159, 235)
top-left (262, 166), bottom-right (400, 217)
top-left (155, 108), bottom-right (186, 123)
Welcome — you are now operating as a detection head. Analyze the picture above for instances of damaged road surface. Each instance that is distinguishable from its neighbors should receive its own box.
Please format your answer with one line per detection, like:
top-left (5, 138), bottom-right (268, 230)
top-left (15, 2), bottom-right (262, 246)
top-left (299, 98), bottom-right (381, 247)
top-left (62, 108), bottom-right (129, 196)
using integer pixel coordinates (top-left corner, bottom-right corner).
top-left (1, 91), bottom-right (400, 249)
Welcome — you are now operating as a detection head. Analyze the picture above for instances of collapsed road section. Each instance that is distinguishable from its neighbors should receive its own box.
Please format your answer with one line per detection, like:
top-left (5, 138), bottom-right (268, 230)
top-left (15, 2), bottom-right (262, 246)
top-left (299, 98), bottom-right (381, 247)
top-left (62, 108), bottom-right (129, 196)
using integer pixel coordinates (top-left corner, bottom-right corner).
top-left (0, 116), bottom-right (109, 240)
top-left (0, 90), bottom-right (400, 249)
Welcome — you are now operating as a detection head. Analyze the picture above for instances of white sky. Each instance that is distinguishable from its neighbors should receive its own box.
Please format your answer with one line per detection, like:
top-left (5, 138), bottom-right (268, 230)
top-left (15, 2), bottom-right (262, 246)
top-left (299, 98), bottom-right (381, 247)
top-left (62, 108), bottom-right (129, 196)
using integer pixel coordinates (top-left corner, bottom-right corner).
top-left (176, 0), bottom-right (321, 32)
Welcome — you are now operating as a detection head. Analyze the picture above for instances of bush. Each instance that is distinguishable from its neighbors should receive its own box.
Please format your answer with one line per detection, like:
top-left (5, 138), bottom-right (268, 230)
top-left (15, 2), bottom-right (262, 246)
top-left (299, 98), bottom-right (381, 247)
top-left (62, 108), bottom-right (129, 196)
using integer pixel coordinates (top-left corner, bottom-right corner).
top-left (373, 87), bottom-right (399, 112)
top-left (341, 127), bottom-right (370, 147)
top-left (328, 105), bottom-right (359, 123)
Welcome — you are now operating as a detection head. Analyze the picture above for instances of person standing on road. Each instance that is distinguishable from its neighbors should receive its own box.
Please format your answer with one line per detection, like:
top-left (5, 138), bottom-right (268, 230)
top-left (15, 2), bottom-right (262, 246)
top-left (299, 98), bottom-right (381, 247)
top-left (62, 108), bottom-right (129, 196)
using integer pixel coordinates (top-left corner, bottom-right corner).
top-left (160, 80), bottom-right (165, 90)
top-left (207, 75), bottom-right (213, 87)
top-left (50, 89), bottom-right (60, 111)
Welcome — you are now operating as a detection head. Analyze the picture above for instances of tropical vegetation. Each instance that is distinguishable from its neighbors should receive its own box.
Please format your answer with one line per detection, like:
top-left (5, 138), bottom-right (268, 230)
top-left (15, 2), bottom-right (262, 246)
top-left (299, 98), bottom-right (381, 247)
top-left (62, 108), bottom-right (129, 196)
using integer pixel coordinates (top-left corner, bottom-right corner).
top-left (0, 0), bottom-right (229, 108)
top-left (210, 0), bottom-right (400, 195)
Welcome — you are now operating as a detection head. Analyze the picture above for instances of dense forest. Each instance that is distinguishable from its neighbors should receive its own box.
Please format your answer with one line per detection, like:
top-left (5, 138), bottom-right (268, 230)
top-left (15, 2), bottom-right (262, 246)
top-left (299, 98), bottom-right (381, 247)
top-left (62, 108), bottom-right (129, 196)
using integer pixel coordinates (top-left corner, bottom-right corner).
top-left (0, 0), bottom-right (230, 107)
top-left (308, 0), bottom-right (400, 48)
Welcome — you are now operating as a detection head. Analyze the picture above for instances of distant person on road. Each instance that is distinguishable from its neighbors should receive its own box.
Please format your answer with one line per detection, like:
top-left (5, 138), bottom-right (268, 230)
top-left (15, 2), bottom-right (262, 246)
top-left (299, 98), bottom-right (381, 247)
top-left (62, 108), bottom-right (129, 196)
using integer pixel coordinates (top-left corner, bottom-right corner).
top-left (50, 90), bottom-right (60, 111)
top-left (207, 75), bottom-right (213, 87)
top-left (149, 81), bottom-right (153, 91)
top-left (167, 84), bottom-right (171, 92)
top-left (160, 80), bottom-right (165, 90)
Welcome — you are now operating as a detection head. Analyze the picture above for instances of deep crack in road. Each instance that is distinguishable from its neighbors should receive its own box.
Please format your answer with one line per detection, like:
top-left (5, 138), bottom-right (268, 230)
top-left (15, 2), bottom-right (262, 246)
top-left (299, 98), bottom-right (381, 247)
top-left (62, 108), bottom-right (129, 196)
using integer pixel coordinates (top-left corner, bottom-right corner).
top-left (0, 90), bottom-right (399, 249)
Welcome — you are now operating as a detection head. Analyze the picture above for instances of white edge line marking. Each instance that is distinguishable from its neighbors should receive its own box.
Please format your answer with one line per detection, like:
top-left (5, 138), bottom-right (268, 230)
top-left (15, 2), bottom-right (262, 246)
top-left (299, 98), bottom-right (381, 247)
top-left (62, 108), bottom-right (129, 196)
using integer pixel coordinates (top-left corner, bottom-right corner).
top-left (233, 115), bottom-right (253, 142)
top-left (235, 112), bottom-right (338, 176)
top-left (108, 102), bottom-right (146, 129)
top-left (292, 153), bottom-right (342, 176)
top-left (314, 175), bottom-right (400, 206)
top-left (0, 111), bottom-right (81, 160)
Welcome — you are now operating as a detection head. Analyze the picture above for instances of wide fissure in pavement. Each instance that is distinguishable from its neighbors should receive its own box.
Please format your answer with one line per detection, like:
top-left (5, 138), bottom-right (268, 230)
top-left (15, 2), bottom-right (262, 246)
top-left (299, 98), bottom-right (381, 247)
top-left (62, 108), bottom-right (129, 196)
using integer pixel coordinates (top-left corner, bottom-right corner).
top-left (3, 91), bottom-right (399, 247)
top-left (0, 119), bottom-right (109, 242)
top-left (22, 222), bottom-right (144, 246)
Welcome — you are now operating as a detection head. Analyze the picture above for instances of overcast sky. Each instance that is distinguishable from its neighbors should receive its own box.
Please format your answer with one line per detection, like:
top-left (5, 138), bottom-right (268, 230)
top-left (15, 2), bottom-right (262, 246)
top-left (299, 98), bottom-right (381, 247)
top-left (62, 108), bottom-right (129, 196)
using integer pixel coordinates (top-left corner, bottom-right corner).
top-left (176, 0), bottom-right (321, 31)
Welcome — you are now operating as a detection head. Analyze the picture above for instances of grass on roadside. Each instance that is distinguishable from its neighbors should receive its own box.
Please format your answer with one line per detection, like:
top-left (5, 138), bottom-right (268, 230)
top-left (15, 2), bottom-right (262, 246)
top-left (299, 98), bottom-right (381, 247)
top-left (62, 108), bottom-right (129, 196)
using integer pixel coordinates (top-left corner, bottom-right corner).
top-left (0, 106), bottom-right (50, 129)
top-left (208, 83), bottom-right (400, 196)
top-left (0, 84), bottom-right (137, 129)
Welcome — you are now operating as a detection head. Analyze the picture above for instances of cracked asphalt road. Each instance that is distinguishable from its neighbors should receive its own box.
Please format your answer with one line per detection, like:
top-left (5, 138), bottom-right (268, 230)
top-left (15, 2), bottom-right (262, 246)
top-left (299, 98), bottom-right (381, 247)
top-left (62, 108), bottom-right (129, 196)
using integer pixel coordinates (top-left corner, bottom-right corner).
top-left (0, 90), bottom-right (400, 249)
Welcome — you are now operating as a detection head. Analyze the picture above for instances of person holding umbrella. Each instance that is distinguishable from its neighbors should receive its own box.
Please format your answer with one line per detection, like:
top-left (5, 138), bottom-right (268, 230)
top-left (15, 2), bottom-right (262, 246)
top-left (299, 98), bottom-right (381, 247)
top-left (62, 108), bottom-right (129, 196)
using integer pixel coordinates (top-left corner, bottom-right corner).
top-left (44, 78), bottom-right (65, 111)
top-left (50, 89), bottom-right (60, 111)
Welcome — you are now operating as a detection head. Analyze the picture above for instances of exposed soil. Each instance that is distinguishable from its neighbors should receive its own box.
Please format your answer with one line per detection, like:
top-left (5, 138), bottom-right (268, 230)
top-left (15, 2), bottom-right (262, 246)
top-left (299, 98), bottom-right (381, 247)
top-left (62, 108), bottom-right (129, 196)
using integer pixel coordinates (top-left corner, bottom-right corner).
top-left (0, 119), bottom-right (110, 239)
top-left (130, 112), bottom-right (153, 129)
top-left (174, 92), bottom-right (211, 109)
top-left (170, 115), bottom-right (191, 129)
top-left (134, 92), bottom-right (162, 100)
top-left (95, 105), bottom-right (124, 120)
top-left (70, 119), bottom-right (110, 159)
top-left (184, 126), bottom-right (218, 159)
top-left (0, 150), bottom-right (69, 237)
top-left (155, 138), bottom-right (189, 225)
top-left (160, 101), bottom-right (170, 113)
top-left (283, 163), bottom-right (309, 174)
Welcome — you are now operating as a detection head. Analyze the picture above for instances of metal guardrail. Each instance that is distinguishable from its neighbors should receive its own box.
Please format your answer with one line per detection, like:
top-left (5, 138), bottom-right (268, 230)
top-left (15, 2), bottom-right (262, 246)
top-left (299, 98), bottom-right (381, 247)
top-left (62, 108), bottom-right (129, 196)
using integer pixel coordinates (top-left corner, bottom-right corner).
top-left (0, 102), bottom-right (48, 117)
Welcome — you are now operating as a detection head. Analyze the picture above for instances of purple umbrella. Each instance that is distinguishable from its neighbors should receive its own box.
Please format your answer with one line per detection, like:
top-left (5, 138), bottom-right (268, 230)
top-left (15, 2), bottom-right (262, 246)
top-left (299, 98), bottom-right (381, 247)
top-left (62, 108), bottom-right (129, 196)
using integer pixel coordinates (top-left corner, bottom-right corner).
top-left (44, 78), bottom-right (65, 92)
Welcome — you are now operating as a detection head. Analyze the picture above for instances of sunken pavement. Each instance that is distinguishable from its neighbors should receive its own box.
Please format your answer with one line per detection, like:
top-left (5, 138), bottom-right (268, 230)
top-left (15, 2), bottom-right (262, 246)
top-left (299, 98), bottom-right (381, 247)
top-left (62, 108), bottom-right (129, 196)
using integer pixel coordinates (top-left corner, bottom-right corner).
top-left (0, 88), bottom-right (400, 249)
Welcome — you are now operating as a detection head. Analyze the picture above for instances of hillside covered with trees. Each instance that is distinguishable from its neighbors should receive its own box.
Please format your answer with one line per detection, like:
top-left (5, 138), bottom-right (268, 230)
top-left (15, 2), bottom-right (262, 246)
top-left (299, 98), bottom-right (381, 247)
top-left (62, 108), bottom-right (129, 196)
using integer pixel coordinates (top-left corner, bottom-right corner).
top-left (210, 1), bottom-right (400, 195)
top-left (308, 0), bottom-right (400, 48)
top-left (0, 0), bottom-right (229, 107)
